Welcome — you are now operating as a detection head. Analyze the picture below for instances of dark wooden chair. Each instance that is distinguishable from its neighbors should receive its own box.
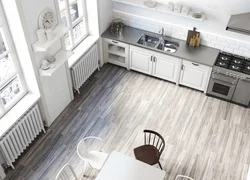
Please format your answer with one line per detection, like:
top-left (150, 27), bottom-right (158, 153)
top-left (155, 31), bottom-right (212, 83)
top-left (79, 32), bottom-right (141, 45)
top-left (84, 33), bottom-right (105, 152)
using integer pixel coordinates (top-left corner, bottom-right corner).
top-left (134, 129), bottom-right (165, 169)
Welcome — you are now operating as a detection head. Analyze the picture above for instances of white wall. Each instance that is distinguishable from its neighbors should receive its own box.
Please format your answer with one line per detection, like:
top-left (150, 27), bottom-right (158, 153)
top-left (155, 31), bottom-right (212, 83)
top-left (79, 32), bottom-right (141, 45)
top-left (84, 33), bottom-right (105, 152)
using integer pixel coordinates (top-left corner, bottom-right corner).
top-left (114, 0), bottom-right (250, 42)
top-left (16, 0), bottom-right (71, 126)
top-left (98, 0), bottom-right (113, 34)
top-left (114, 1), bottom-right (250, 57)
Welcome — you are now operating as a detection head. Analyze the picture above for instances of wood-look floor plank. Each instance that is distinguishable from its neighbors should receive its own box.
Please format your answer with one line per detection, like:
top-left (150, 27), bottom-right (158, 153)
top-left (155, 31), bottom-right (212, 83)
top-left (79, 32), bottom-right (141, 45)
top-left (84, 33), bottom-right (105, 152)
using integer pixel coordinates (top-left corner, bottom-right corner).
top-left (4, 64), bottom-right (250, 180)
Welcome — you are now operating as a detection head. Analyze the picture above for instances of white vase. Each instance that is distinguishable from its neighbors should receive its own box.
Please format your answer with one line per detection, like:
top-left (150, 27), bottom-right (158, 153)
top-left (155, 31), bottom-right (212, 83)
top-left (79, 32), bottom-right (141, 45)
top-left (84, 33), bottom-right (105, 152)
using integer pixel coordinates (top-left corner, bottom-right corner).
top-left (46, 29), bottom-right (53, 41)
top-left (36, 29), bottom-right (47, 43)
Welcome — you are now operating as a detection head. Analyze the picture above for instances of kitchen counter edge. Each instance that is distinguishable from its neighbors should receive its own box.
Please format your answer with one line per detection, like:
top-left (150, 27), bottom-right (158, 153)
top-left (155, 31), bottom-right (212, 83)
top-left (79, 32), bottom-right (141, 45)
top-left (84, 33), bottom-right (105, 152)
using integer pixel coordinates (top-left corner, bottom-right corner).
top-left (101, 26), bottom-right (220, 67)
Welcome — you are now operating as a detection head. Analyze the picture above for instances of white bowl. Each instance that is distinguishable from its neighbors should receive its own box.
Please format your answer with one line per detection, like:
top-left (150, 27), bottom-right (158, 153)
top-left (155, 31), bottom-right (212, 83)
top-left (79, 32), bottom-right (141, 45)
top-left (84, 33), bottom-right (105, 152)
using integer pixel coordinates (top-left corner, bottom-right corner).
top-left (143, 1), bottom-right (157, 8)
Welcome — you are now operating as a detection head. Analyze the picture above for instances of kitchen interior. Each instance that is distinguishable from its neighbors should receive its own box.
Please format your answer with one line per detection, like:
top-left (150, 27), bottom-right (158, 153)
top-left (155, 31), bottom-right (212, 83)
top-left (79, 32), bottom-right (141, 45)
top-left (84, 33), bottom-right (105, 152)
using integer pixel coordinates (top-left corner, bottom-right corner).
top-left (0, 0), bottom-right (250, 180)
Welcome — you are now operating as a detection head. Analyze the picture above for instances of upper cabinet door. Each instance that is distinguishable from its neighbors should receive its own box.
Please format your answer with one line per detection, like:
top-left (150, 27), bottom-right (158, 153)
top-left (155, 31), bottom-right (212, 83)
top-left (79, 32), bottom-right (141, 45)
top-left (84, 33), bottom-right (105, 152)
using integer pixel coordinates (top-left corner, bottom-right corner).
top-left (152, 53), bottom-right (181, 83)
top-left (179, 60), bottom-right (211, 91)
top-left (130, 46), bottom-right (153, 75)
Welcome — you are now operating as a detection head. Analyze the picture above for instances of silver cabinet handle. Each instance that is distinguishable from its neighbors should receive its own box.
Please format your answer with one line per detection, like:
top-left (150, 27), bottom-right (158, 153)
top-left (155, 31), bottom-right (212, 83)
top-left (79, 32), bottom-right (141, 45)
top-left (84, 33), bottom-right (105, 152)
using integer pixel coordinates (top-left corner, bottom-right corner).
top-left (192, 63), bottom-right (199, 66)
top-left (181, 65), bottom-right (185, 70)
top-left (150, 56), bottom-right (153, 62)
top-left (154, 57), bottom-right (156, 62)
top-left (112, 40), bottom-right (118, 43)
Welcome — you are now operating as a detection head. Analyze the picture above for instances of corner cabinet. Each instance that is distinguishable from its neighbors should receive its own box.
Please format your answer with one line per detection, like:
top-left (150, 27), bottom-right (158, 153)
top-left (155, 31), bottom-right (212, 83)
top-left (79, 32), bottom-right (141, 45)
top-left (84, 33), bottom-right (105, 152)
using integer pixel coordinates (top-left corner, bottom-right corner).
top-left (130, 45), bottom-right (181, 83)
top-left (179, 60), bottom-right (212, 92)
top-left (104, 38), bottom-right (129, 69)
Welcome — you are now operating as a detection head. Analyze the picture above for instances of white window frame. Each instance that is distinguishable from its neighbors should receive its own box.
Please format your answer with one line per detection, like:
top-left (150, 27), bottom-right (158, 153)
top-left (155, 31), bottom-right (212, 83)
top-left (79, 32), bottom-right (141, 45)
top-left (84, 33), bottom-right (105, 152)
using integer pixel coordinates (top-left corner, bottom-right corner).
top-left (56, 0), bottom-right (89, 50)
top-left (0, 2), bottom-right (27, 118)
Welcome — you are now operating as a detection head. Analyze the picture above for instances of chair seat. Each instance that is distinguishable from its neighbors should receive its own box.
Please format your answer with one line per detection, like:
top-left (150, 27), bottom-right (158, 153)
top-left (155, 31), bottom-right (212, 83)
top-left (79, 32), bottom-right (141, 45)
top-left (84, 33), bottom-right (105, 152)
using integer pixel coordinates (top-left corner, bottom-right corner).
top-left (85, 150), bottom-right (108, 170)
top-left (134, 145), bottom-right (160, 165)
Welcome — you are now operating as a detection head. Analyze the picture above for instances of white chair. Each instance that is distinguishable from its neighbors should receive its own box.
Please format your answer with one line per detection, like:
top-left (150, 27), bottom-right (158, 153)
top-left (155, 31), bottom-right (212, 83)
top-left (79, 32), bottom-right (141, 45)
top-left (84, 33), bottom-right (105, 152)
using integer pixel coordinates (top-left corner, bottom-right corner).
top-left (77, 136), bottom-right (108, 170)
top-left (175, 175), bottom-right (194, 180)
top-left (55, 163), bottom-right (78, 180)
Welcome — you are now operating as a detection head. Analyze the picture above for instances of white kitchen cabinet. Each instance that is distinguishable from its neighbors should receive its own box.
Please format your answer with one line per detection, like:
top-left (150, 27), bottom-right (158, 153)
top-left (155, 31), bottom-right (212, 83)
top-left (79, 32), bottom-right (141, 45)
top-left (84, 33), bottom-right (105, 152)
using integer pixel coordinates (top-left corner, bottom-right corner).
top-left (130, 45), bottom-right (181, 83)
top-left (152, 52), bottom-right (181, 83)
top-left (179, 60), bottom-right (211, 92)
top-left (104, 38), bottom-right (129, 69)
top-left (130, 45), bottom-right (153, 75)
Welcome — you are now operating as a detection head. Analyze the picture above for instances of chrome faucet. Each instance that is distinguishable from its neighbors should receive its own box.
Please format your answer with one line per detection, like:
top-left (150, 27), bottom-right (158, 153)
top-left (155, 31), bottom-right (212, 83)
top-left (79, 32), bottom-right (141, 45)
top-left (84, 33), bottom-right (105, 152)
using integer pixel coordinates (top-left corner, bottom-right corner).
top-left (159, 27), bottom-right (165, 38)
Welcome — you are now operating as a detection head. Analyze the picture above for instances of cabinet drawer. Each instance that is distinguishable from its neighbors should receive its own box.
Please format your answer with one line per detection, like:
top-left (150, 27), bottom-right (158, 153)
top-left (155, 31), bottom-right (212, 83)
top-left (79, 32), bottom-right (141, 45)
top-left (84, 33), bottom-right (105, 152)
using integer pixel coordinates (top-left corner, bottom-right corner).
top-left (104, 38), bottom-right (129, 48)
top-left (182, 60), bottom-right (210, 70)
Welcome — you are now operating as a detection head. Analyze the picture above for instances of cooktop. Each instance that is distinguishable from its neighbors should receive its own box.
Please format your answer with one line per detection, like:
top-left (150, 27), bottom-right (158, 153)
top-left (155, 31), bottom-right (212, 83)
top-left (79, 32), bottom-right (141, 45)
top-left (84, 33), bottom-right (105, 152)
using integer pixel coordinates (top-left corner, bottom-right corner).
top-left (215, 52), bottom-right (250, 75)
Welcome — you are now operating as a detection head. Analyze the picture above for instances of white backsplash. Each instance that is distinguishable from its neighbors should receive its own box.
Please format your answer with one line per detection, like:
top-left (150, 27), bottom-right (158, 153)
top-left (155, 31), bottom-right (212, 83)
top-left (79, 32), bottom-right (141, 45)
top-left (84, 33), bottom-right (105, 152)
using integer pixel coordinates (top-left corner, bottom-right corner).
top-left (114, 10), bottom-right (250, 58)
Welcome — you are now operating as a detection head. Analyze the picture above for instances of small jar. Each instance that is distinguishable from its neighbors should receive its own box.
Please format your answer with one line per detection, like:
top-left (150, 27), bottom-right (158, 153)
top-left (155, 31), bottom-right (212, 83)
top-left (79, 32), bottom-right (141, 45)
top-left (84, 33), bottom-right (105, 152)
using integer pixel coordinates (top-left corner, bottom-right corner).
top-left (174, 4), bottom-right (182, 13)
top-left (36, 29), bottom-right (47, 43)
top-left (181, 6), bottom-right (189, 15)
top-left (167, 2), bottom-right (174, 11)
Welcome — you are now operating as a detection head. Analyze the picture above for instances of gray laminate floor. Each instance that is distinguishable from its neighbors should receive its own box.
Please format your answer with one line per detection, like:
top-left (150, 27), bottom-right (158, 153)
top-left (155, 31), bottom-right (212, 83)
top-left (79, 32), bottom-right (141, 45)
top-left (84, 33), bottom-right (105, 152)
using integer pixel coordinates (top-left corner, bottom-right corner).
top-left (5, 64), bottom-right (250, 180)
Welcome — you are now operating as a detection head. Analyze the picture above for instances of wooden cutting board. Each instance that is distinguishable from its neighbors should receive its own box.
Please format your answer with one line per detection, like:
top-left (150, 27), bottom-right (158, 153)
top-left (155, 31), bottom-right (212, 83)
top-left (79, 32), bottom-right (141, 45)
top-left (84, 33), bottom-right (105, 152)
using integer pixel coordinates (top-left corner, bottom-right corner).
top-left (186, 27), bottom-right (200, 45)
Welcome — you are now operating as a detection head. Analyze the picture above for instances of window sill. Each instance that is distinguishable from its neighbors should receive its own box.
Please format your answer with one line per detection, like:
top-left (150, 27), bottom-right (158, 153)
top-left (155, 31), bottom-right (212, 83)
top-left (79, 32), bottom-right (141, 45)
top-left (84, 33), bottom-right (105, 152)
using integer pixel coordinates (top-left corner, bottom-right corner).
top-left (0, 93), bottom-right (40, 139)
top-left (68, 35), bottom-right (99, 68)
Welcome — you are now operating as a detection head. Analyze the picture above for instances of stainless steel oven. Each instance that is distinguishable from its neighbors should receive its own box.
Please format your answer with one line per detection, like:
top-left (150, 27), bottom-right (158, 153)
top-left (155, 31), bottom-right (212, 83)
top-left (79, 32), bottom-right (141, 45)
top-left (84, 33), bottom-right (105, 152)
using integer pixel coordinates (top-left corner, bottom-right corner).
top-left (207, 72), bottom-right (238, 100)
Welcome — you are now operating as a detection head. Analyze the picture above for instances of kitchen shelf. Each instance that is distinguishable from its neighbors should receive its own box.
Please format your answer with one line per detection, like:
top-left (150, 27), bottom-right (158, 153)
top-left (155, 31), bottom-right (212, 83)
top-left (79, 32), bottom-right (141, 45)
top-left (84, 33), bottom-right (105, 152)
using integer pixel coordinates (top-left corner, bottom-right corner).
top-left (108, 47), bottom-right (126, 57)
top-left (109, 54), bottom-right (125, 63)
top-left (32, 25), bottom-right (69, 52)
top-left (113, 0), bottom-right (206, 21)
top-left (39, 50), bottom-right (73, 76)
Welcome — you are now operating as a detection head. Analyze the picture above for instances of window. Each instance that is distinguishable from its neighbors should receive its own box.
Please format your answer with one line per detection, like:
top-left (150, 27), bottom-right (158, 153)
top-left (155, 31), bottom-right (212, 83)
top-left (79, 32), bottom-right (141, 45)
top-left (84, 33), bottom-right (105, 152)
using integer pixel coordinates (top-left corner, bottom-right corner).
top-left (57, 0), bottom-right (88, 50)
top-left (0, 3), bottom-right (27, 118)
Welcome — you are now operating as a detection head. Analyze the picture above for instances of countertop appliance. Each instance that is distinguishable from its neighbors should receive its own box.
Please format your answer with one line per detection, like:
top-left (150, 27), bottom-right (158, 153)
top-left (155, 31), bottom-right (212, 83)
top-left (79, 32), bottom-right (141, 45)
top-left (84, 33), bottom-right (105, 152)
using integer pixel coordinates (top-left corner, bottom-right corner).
top-left (207, 52), bottom-right (250, 107)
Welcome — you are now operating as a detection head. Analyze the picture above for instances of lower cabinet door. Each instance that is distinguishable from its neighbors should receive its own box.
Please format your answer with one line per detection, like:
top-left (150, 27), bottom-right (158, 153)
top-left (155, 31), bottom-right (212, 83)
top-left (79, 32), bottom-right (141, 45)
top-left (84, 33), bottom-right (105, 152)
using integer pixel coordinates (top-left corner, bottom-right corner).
top-left (130, 46), bottom-right (153, 75)
top-left (179, 60), bottom-right (210, 91)
top-left (152, 54), bottom-right (181, 83)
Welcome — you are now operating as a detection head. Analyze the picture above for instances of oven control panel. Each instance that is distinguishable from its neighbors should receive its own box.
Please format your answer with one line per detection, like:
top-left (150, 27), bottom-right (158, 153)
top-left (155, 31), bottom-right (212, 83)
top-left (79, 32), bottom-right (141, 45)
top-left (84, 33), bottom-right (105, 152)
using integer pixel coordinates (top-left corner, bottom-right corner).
top-left (212, 67), bottom-right (247, 80)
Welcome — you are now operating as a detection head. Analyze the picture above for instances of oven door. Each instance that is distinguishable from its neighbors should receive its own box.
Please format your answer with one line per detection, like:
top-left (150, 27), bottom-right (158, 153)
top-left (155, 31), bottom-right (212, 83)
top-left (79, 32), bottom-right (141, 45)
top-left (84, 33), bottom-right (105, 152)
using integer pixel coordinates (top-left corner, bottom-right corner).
top-left (207, 73), bottom-right (237, 100)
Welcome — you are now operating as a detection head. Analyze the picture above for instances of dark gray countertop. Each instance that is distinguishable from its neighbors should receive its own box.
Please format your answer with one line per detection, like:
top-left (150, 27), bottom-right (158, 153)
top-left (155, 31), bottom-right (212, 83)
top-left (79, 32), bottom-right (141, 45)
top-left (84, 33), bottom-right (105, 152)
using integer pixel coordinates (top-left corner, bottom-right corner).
top-left (101, 26), bottom-right (220, 67)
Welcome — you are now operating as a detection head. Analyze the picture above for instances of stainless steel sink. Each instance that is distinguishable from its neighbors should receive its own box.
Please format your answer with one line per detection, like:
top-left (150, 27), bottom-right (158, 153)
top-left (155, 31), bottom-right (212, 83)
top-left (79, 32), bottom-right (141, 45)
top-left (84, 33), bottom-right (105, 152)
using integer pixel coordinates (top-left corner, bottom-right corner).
top-left (157, 40), bottom-right (179, 53)
top-left (137, 34), bottom-right (179, 53)
top-left (137, 35), bottom-right (160, 48)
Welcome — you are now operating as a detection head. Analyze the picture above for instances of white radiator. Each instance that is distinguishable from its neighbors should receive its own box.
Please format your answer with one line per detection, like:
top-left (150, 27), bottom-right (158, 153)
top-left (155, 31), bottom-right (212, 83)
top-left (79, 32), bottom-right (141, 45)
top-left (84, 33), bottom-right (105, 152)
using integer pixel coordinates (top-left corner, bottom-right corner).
top-left (0, 104), bottom-right (45, 169)
top-left (71, 44), bottom-right (99, 94)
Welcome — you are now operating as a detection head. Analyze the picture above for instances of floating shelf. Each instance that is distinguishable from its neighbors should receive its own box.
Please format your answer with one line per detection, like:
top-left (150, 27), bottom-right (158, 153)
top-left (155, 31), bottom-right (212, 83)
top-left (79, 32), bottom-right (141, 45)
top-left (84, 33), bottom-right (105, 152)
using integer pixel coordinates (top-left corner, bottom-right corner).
top-left (32, 25), bottom-right (69, 52)
top-left (39, 50), bottom-right (73, 76)
top-left (113, 0), bottom-right (206, 21)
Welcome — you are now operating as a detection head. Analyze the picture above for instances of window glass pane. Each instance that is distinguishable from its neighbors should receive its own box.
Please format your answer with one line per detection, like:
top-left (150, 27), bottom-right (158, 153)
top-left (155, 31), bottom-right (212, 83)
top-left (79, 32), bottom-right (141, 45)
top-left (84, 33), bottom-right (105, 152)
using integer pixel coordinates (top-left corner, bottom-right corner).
top-left (70, 3), bottom-right (80, 23)
top-left (61, 11), bottom-right (69, 27)
top-left (64, 31), bottom-right (72, 50)
top-left (73, 20), bottom-right (86, 42)
top-left (0, 29), bottom-right (7, 55)
top-left (0, 54), bottom-right (15, 84)
top-left (58, 0), bottom-right (66, 12)
top-left (1, 77), bottom-right (22, 107)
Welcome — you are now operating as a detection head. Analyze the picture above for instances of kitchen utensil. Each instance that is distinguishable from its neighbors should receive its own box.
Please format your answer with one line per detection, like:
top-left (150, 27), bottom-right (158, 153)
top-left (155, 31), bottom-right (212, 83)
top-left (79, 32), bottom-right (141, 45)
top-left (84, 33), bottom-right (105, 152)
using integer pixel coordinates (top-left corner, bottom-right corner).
top-left (143, 1), bottom-right (157, 8)
top-left (109, 19), bottom-right (124, 36)
top-left (195, 33), bottom-right (201, 47)
top-left (186, 27), bottom-right (200, 45)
